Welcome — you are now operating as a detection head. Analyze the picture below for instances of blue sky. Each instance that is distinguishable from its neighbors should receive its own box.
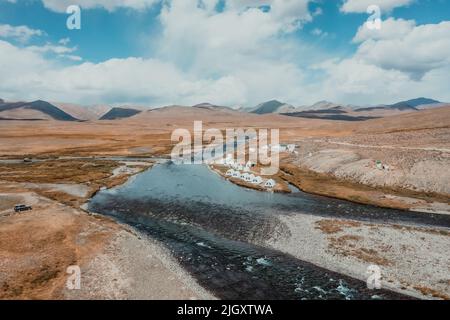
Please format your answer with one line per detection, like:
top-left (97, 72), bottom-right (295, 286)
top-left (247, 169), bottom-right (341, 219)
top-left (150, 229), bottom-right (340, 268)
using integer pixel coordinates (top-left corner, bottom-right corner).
top-left (0, 0), bottom-right (449, 107)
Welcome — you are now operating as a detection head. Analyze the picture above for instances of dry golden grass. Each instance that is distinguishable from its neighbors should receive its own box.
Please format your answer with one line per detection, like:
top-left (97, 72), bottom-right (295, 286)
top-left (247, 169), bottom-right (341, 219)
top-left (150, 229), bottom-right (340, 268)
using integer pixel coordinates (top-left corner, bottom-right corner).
top-left (280, 162), bottom-right (449, 210)
top-left (315, 219), bottom-right (362, 234)
top-left (0, 202), bottom-right (118, 299)
top-left (315, 219), bottom-right (391, 266)
top-left (413, 285), bottom-right (450, 300)
top-left (0, 159), bottom-right (151, 208)
top-left (0, 160), bottom-right (117, 184)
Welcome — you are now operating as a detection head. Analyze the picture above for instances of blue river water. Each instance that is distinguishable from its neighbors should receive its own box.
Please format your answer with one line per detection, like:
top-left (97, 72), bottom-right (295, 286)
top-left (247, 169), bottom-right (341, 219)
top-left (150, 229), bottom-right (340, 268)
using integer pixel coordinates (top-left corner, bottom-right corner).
top-left (88, 162), bottom-right (445, 299)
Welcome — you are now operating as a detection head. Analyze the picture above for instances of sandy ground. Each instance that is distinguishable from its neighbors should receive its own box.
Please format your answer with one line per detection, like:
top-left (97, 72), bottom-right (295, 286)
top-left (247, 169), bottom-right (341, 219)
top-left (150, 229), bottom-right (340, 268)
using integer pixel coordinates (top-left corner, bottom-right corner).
top-left (293, 134), bottom-right (450, 196)
top-left (0, 189), bottom-right (116, 299)
top-left (63, 228), bottom-right (214, 300)
top-left (280, 125), bottom-right (450, 214)
top-left (0, 187), bottom-right (214, 300)
top-left (266, 214), bottom-right (450, 300)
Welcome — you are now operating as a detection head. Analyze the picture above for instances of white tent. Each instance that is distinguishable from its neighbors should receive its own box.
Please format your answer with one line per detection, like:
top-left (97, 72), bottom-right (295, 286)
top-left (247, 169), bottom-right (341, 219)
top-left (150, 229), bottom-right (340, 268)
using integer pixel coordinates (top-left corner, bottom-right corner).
top-left (265, 179), bottom-right (276, 188)
top-left (245, 174), bottom-right (254, 182)
top-left (252, 176), bottom-right (263, 185)
top-left (240, 172), bottom-right (249, 180)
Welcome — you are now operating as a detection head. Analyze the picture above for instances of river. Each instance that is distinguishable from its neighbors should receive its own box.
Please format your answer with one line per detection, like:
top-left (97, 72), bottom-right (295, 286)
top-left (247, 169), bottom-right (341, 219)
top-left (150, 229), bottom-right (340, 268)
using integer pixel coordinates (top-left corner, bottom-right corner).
top-left (89, 162), bottom-right (448, 299)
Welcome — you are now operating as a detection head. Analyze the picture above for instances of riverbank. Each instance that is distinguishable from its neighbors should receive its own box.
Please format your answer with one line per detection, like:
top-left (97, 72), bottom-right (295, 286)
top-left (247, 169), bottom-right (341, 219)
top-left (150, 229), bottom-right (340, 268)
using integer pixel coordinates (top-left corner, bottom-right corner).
top-left (209, 164), bottom-right (291, 193)
top-left (0, 158), bottom-right (215, 300)
top-left (0, 182), bottom-right (214, 299)
top-left (63, 223), bottom-right (215, 300)
top-left (206, 163), bottom-right (450, 299)
top-left (266, 213), bottom-right (450, 300)
top-left (87, 163), bottom-right (449, 300)
top-left (278, 131), bottom-right (450, 215)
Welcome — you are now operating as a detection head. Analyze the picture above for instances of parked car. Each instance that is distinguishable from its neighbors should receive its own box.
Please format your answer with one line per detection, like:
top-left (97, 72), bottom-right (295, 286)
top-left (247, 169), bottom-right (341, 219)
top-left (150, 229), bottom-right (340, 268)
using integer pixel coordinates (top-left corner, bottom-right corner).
top-left (14, 204), bottom-right (32, 212)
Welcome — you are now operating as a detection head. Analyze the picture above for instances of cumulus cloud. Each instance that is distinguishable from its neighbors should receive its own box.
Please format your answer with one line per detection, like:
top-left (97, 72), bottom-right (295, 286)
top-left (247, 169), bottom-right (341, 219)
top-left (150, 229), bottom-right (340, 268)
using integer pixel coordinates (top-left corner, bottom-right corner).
top-left (353, 18), bottom-right (415, 42)
top-left (0, 38), bottom-right (308, 106)
top-left (314, 57), bottom-right (450, 105)
top-left (1, 0), bottom-right (450, 107)
top-left (0, 24), bottom-right (44, 43)
top-left (39, 0), bottom-right (160, 12)
top-left (353, 19), bottom-right (450, 79)
top-left (314, 18), bottom-right (450, 104)
top-left (28, 43), bottom-right (77, 55)
top-left (340, 0), bottom-right (414, 13)
top-left (0, 0), bottom-right (318, 106)
top-left (226, 0), bottom-right (312, 31)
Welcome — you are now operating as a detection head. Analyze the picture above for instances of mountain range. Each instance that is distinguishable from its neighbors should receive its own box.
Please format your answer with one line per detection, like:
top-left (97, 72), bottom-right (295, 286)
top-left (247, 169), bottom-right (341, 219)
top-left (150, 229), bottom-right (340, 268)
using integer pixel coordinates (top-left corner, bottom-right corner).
top-left (0, 97), bottom-right (446, 122)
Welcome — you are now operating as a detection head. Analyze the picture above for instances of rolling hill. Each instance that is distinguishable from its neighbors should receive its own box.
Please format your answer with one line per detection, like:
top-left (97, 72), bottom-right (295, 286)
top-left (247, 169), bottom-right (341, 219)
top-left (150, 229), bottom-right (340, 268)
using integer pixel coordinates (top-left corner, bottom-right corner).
top-left (99, 107), bottom-right (142, 120)
top-left (355, 97), bottom-right (443, 113)
top-left (52, 102), bottom-right (111, 121)
top-left (192, 103), bottom-right (233, 112)
top-left (250, 100), bottom-right (295, 114)
top-left (0, 100), bottom-right (80, 121)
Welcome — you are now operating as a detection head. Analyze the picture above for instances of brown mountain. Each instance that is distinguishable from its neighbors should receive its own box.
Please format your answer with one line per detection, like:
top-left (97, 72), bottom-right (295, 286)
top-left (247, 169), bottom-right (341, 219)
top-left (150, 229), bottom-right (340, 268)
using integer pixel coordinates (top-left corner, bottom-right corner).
top-left (0, 100), bottom-right (79, 121)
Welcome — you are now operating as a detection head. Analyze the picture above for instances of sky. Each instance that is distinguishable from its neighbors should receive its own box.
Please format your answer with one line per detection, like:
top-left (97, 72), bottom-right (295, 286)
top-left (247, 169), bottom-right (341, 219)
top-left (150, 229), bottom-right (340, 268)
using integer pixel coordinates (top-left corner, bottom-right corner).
top-left (0, 0), bottom-right (449, 108)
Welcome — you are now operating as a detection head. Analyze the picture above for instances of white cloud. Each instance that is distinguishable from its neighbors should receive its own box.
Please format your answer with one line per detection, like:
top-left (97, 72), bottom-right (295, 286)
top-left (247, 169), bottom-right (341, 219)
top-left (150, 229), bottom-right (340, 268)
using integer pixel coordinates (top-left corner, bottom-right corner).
top-left (315, 57), bottom-right (450, 105)
top-left (354, 19), bottom-right (450, 79)
top-left (311, 28), bottom-right (327, 37)
top-left (1, 1), bottom-right (449, 107)
top-left (340, 0), bottom-right (414, 13)
top-left (353, 18), bottom-right (415, 42)
top-left (0, 39), bottom-right (245, 105)
top-left (226, 0), bottom-right (312, 31)
top-left (28, 43), bottom-right (77, 55)
top-left (0, 24), bottom-right (44, 43)
top-left (39, 0), bottom-right (160, 12)
top-left (314, 19), bottom-right (450, 104)
top-left (0, 0), bottom-right (318, 106)
top-left (59, 37), bottom-right (71, 45)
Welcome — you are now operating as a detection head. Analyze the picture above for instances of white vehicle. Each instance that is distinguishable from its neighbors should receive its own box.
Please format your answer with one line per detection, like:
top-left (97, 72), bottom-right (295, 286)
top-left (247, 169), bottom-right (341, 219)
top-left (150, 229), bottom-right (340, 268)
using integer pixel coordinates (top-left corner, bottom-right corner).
top-left (226, 169), bottom-right (234, 176)
top-left (232, 171), bottom-right (241, 178)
